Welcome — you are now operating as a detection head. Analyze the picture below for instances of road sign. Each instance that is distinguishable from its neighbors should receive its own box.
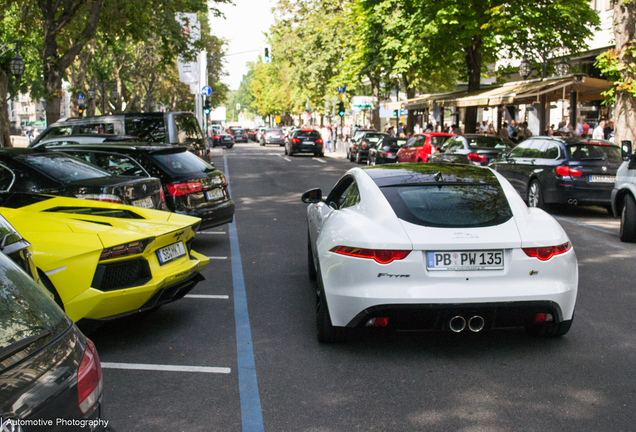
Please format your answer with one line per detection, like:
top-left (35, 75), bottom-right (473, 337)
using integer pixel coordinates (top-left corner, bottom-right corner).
top-left (202, 85), bottom-right (212, 96)
top-left (236, 103), bottom-right (241, 111)
top-left (78, 94), bottom-right (85, 100)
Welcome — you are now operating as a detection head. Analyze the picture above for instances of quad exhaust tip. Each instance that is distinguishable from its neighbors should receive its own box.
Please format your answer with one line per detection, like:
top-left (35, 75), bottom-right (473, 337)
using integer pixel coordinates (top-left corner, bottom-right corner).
top-left (468, 316), bottom-right (485, 333)
top-left (449, 316), bottom-right (466, 333)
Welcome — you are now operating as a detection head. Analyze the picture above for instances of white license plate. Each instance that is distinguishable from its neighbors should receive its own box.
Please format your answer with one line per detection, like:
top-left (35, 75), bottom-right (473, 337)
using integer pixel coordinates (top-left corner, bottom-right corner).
top-left (427, 250), bottom-right (504, 271)
top-left (157, 241), bottom-right (186, 265)
top-left (589, 175), bottom-right (616, 183)
top-left (205, 189), bottom-right (224, 200)
top-left (132, 196), bottom-right (154, 208)
top-left (303, 141), bottom-right (313, 145)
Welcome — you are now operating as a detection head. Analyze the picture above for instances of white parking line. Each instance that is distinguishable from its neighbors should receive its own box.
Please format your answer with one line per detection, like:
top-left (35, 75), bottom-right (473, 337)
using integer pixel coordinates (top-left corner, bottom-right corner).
top-left (284, 157), bottom-right (292, 162)
top-left (197, 231), bottom-right (227, 235)
top-left (185, 294), bottom-right (229, 299)
top-left (101, 362), bottom-right (231, 374)
top-left (313, 158), bottom-right (327, 163)
top-left (207, 256), bottom-right (228, 260)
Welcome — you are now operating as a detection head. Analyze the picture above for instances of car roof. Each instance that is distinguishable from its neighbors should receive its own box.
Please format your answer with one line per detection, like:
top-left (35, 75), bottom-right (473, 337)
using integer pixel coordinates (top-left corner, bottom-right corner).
top-left (46, 142), bottom-right (188, 154)
top-left (530, 137), bottom-right (618, 146)
top-left (362, 163), bottom-right (498, 187)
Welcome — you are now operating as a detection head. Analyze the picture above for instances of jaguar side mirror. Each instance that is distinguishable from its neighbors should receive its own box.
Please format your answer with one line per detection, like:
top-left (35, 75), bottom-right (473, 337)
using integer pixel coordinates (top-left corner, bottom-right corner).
top-left (302, 188), bottom-right (323, 203)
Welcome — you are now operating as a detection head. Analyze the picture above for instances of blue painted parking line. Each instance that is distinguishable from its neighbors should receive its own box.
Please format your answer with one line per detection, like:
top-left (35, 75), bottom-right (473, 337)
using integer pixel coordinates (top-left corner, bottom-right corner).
top-left (225, 157), bottom-right (265, 432)
top-left (554, 215), bottom-right (619, 236)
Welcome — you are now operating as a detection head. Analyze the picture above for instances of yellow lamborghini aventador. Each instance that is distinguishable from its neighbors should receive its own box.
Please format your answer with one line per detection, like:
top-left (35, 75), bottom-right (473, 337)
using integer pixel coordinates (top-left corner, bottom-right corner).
top-left (0, 192), bottom-right (210, 322)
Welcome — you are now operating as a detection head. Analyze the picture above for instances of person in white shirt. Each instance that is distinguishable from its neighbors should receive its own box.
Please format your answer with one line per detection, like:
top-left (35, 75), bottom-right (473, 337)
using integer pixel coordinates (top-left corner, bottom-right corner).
top-left (592, 119), bottom-right (606, 140)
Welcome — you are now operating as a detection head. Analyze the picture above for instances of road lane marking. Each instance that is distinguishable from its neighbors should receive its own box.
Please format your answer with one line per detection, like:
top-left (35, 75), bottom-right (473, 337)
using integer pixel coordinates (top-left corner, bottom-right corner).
top-left (207, 256), bottom-right (228, 259)
top-left (101, 362), bottom-right (231, 374)
top-left (225, 156), bottom-right (265, 432)
top-left (554, 216), bottom-right (619, 236)
top-left (185, 294), bottom-right (229, 299)
top-left (284, 157), bottom-right (291, 162)
top-left (313, 158), bottom-right (326, 163)
top-left (197, 231), bottom-right (227, 235)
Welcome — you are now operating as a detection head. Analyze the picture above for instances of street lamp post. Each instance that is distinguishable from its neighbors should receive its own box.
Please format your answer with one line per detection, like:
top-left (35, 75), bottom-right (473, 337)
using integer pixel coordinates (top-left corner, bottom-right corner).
top-left (88, 80), bottom-right (118, 115)
top-left (518, 47), bottom-right (571, 135)
top-left (1, 41), bottom-right (26, 79)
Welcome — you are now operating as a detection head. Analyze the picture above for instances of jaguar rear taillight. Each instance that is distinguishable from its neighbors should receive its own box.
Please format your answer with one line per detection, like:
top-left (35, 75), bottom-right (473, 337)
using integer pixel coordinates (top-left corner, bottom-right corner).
top-left (555, 166), bottom-right (582, 177)
top-left (167, 182), bottom-right (203, 196)
top-left (522, 242), bottom-right (571, 261)
top-left (330, 246), bottom-right (411, 264)
top-left (467, 153), bottom-right (487, 163)
top-left (75, 194), bottom-right (123, 204)
top-left (77, 339), bottom-right (103, 415)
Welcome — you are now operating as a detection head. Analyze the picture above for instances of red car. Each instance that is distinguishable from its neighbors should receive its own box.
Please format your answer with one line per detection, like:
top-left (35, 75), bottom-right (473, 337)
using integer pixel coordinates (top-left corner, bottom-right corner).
top-left (397, 132), bottom-right (455, 163)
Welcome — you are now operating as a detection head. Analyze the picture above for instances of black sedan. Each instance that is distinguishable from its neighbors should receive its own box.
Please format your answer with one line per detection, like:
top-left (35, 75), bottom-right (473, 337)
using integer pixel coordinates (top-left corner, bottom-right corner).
top-left (428, 134), bottom-right (514, 166)
top-left (368, 137), bottom-right (407, 165)
top-left (49, 143), bottom-right (235, 230)
top-left (285, 129), bottom-right (324, 156)
top-left (490, 137), bottom-right (622, 210)
top-left (228, 127), bottom-right (248, 143)
top-left (0, 148), bottom-right (164, 209)
top-left (349, 132), bottom-right (387, 164)
top-left (210, 131), bottom-right (235, 148)
top-left (0, 251), bottom-right (106, 431)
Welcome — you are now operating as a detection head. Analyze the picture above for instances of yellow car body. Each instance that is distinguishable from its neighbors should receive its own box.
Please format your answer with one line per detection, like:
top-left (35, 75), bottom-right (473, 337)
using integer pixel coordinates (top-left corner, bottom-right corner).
top-left (0, 193), bottom-right (210, 322)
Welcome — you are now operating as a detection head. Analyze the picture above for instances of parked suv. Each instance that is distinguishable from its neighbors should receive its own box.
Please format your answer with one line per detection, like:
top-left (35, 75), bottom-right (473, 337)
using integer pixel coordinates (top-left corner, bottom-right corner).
top-left (490, 137), bottom-right (622, 210)
top-left (29, 112), bottom-right (211, 161)
top-left (612, 141), bottom-right (636, 242)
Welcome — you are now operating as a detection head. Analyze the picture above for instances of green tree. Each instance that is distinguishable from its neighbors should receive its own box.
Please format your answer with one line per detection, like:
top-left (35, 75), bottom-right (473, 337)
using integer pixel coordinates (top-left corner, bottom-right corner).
top-left (424, 0), bottom-right (599, 133)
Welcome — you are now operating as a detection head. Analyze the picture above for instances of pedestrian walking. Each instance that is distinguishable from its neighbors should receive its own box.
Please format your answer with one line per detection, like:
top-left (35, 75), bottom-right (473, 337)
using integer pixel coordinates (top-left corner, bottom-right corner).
top-left (592, 119), bottom-right (605, 140)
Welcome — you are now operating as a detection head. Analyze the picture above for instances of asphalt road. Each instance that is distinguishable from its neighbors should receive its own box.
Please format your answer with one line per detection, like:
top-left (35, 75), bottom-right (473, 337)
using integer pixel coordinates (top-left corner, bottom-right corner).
top-left (92, 142), bottom-right (636, 432)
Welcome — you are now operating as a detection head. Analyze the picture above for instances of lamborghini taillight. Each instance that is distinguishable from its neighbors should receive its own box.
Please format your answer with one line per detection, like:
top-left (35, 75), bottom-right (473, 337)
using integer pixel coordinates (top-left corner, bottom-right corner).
top-left (100, 239), bottom-right (152, 261)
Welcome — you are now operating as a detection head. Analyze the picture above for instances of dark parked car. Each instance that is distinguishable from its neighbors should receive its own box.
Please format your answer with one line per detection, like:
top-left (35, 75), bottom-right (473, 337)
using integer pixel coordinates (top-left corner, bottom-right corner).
top-left (0, 148), bottom-right (165, 209)
top-left (285, 129), bottom-right (324, 156)
top-left (245, 128), bottom-right (258, 141)
top-left (349, 132), bottom-right (388, 164)
top-left (228, 127), bottom-right (248, 143)
top-left (368, 137), bottom-right (407, 165)
top-left (428, 134), bottom-right (514, 166)
top-left (29, 112), bottom-right (211, 162)
top-left (49, 143), bottom-right (235, 230)
top-left (491, 137), bottom-right (622, 210)
top-left (261, 128), bottom-right (286, 146)
top-left (0, 251), bottom-right (105, 431)
top-left (210, 130), bottom-right (235, 148)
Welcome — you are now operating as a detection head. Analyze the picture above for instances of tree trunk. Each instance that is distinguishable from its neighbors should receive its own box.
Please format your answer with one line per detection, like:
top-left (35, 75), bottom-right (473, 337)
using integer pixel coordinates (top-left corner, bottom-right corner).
top-left (613, 0), bottom-right (636, 147)
top-left (403, 75), bottom-right (416, 134)
top-left (464, 35), bottom-right (482, 134)
top-left (0, 69), bottom-right (12, 147)
top-left (370, 77), bottom-right (381, 130)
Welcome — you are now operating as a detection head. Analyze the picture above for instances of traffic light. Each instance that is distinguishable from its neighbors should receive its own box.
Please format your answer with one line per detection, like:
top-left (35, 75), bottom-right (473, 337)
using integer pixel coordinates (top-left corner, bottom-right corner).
top-left (338, 101), bottom-right (345, 117)
top-left (393, 109), bottom-right (398, 117)
top-left (78, 103), bottom-right (85, 117)
top-left (263, 46), bottom-right (271, 63)
top-left (204, 98), bottom-right (211, 115)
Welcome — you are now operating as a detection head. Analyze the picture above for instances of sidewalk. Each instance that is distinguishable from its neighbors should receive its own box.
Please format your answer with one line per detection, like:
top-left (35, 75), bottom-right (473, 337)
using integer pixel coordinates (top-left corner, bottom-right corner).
top-left (323, 138), bottom-right (348, 159)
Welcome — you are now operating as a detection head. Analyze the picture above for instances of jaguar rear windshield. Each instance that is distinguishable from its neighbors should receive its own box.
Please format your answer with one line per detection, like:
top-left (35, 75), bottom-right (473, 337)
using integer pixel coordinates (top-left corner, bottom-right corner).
top-left (381, 183), bottom-right (513, 228)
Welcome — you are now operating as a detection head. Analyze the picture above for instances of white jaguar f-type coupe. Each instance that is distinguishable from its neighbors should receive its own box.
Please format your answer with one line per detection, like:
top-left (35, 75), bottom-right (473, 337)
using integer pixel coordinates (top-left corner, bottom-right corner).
top-left (302, 163), bottom-right (578, 343)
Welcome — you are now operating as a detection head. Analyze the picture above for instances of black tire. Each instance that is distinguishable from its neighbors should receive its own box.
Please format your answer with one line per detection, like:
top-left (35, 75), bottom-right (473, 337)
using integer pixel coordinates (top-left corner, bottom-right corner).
top-left (38, 269), bottom-right (64, 311)
top-left (527, 179), bottom-right (545, 209)
top-left (316, 278), bottom-right (347, 343)
top-left (280, 143), bottom-right (285, 147)
top-left (307, 234), bottom-right (317, 281)
top-left (226, 142), bottom-right (234, 149)
top-left (525, 319), bottom-right (573, 338)
top-left (620, 194), bottom-right (636, 242)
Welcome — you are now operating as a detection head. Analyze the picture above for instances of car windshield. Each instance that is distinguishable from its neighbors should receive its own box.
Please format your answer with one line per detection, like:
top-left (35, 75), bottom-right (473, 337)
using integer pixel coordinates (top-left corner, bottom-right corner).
top-left (466, 136), bottom-right (511, 149)
top-left (430, 136), bottom-right (452, 147)
top-left (365, 134), bottom-right (385, 143)
top-left (567, 144), bottom-right (622, 162)
top-left (125, 117), bottom-right (166, 143)
top-left (18, 153), bottom-right (111, 182)
top-left (174, 115), bottom-right (204, 145)
top-left (152, 150), bottom-right (215, 175)
top-left (0, 252), bottom-right (69, 371)
top-left (381, 183), bottom-right (513, 228)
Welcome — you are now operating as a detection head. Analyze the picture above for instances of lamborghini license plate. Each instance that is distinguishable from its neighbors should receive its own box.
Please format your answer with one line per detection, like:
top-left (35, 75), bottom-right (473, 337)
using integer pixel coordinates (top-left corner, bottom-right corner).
top-left (157, 241), bottom-right (186, 265)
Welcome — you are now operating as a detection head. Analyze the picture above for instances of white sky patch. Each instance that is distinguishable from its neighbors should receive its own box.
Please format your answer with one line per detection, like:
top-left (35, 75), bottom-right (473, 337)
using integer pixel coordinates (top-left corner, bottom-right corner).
top-left (208, 0), bottom-right (276, 90)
